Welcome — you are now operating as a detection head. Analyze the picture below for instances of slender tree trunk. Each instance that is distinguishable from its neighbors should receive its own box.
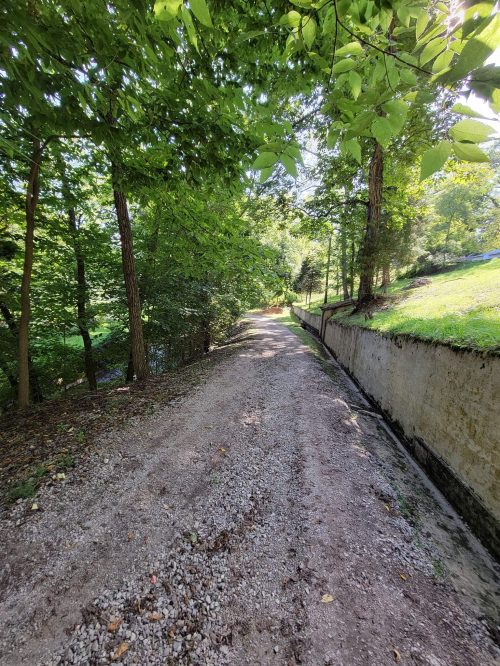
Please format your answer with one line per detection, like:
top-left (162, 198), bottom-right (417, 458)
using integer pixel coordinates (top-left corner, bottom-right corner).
top-left (358, 142), bottom-right (383, 304)
top-left (443, 216), bottom-right (453, 266)
top-left (381, 265), bottom-right (390, 293)
top-left (323, 234), bottom-right (332, 304)
top-left (18, 137), bottom-right (42, 408)
top-left (350, 238), bottom-right (355, 297)
top-left (1, 303), bottom-right (42, 402)
top-left (68, 208), bottom-right (97, 391)
top-left (340, 223), bottom-right (350, 301)
top-left (111, 162), bottom-right (148, 380)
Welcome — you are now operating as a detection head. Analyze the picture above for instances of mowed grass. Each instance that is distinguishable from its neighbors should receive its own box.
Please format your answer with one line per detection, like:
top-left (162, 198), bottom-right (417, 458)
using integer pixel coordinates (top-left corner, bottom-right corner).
top-left (295, 292), bottom-right (341, 315)
top-left (64, 325), bottom-right (111, 349)
top-left (329, 260), bottom-right (500, 351)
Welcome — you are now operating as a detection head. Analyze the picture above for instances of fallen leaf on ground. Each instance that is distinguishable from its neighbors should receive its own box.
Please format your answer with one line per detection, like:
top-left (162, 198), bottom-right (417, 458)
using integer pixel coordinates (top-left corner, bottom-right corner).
top-left (127, 532), bottom-right (135, 540)
top-left (399, 573), bottom-right (408, 581)
top-left (150, 574), bottom-right (158, 584)
top-left (219, 447), bottom-right (226, 453)
top-left (384, 503), bottom-right (390, 511)
top-left (393, 648), bottom-right (401, 662)
top-left (111, 641), bottom-right (129, 660)
top-left (107, 618), bottom-right (122, 632)
top-left (320, 594), bottom-right (334, 603)
top-left (31, 503), bottom-right (38, 511)
top-left (148, 612), bottom-right (163, 622)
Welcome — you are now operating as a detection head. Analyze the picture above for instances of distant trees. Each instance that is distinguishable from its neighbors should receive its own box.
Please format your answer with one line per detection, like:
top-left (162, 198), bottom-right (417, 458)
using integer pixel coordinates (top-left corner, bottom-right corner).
top-left (294, 258), bottom-right (323, 306)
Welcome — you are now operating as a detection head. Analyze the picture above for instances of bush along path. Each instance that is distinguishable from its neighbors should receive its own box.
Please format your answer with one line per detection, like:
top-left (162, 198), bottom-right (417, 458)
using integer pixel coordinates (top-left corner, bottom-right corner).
top-left (0, 315), bottom-right (499, 665)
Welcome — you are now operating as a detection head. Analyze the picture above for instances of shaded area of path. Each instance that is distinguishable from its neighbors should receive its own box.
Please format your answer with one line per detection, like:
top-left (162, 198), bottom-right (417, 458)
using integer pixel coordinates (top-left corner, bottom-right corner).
top-left (0, 314), bottom-right (498, 665)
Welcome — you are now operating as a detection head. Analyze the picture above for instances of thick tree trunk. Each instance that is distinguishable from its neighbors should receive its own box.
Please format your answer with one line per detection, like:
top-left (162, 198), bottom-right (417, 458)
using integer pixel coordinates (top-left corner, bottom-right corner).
top-left (125, 350), bottom-right (134, 382)
top-left (111, 163), bottom-right (148, 380)
top-left (323, 234), bottom-right (332, 304)
top-left (358, 142), bottom-right (383, 304)
top-left (18, 137), bottom-right (42, 408)
top-left (340, 223), bottom-right (350, 301)
top-left (68, 208), bottom-right (97, 391)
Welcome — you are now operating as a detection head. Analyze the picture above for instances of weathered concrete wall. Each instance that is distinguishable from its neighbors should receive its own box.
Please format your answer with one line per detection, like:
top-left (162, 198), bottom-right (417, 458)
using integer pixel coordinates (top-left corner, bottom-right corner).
top-left (293, 307), bottom-right (320, 334)
top-left (293, 306), bottom-right (500, 557)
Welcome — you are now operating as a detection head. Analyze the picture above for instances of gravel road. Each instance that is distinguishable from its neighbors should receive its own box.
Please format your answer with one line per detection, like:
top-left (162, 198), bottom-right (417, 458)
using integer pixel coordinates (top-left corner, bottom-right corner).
top-left (0, 314), bottom-right (499, 665)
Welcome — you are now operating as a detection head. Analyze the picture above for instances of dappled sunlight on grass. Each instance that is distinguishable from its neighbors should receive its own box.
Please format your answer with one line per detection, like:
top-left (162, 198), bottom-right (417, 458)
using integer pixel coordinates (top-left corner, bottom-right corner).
top-left (331, 260), bottom-right (500, 351)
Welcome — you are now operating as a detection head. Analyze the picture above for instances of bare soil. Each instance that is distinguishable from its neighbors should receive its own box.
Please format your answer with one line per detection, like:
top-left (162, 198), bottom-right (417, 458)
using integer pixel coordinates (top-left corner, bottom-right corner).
top-left (0, 314), bottom-right (498, 665)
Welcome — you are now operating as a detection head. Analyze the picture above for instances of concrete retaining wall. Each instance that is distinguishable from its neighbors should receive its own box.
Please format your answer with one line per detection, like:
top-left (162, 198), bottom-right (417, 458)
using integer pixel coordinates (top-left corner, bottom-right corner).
top-left (292, 307), bottom-right (321, 334)
top-left (292, 306), bottom-right (500, 558)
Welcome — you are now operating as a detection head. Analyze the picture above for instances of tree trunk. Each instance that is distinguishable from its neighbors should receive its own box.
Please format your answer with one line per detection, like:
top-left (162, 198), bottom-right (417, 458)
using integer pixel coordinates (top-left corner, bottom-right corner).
top-left (111, 163), bottom-right (148, 380)
top-left (68, 208), bottom-right (97, 391)
top-left (1, 302), bottom-right (43, 402)
top-left (443, 216), bottom-right (453, 266)
top-left (358, 142), bottom-right (383, 304)
top-left (323, 234), bottom-right (332, 304)
top-left (18, 137), bottom-right (42, 408)
top-left (350, 238), bottom-right (355, 297)
top-left (381, 264), bottom-right (390, 294)
top-left (125, 349), bottom-right (134, 382)
top-left (340, 223), bottom-right (350, 301)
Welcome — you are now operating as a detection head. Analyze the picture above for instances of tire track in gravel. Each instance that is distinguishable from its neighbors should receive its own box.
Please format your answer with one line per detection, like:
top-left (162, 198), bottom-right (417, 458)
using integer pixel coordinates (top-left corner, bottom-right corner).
top-left (0, 314), bottom-right (499, 665)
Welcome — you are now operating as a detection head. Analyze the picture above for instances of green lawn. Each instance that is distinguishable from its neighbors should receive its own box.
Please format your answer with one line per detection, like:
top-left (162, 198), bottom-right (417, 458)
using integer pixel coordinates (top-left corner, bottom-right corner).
top-left (64, 325), bottom-right (112, 349)
top-left (295, 292), bottom-right (342, 315)
top-left (324, 260), bottom-right (500, 352)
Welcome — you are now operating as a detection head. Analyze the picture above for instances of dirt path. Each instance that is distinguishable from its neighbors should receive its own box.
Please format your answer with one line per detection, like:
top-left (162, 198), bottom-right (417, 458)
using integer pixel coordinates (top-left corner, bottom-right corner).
top-left (0, 314), bottom-right (499, 665)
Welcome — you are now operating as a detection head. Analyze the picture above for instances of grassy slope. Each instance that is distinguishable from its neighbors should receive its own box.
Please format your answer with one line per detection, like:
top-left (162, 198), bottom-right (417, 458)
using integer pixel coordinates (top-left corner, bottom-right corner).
top-left (297, 259), bottom-right (500, 352)
top-left (64, 325), bottom-right (112, 349)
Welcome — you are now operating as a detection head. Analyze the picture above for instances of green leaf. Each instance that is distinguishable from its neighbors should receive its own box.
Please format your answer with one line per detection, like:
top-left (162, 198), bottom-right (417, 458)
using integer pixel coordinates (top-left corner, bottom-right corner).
top-left (335, 41), bottom-right (363, 57)
top-left (348, 70), bottom-right (362, 100)
top-left (452, 142), bottom-right (489, 162)
top-left (449, 119), bottom-right (494, 143)
top-left (371, 117), bottom-right (394, 148)
top-left (443, 13), bottom-right (500, 83)
top-left (420, 37), bottom-right (447, 66)
top-left (181, 6), bottom-right (199, 51)
top-left (397, 6), bottom-right (411, 27)
top-left (302, 16), bottom-right (317, 49)
top-left (419, 141), bottom-right (452, 180)
top-left (451, 103), bottom-right (487, 118)
top-left (415, 12), bottom-right (429, 39)
top-left (154, 0), bottom-right (182, 20)
top-left (326, 127), bottom-right (340, 149)
top-left (235, 30), bottom-right (267, 43)
top-left (333, 58), bottom-right (357, 74)
top-left (382, 99), bottom-right (408, 131)
top-left (343, 138), bottom-right (361, 164)
top-left (252, 152), bottom-right (279, 169)
top-left (289, 0), bottom-right (312, 7)
top-left (281, 153), bottom-right (298, 177)
top-left (280, 11), bottom-right (302, 28)
top-left (259, 166), bottom-right (274, 183)
top-left (400, 69), bottom-right (417, 86)
top-left (491, 88), bottom-right (500, 113)
top-left (189, 0), bottom-right (213, 27)
top-left (432, 49), bottom-right (453, 73)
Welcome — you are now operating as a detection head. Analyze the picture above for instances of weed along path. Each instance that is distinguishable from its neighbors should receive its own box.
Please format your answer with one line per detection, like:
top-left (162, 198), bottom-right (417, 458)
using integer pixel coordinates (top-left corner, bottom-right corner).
top-left (0, 315), bottom-right (499, 666)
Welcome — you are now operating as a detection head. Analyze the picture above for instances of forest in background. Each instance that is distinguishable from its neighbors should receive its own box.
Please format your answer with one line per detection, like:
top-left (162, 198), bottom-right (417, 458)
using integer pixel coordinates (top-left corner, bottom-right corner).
top-left (0, 0), bottom-right (499, 410)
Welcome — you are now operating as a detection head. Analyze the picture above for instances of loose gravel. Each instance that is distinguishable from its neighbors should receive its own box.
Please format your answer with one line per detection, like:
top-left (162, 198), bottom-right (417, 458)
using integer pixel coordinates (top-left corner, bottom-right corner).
top-left (1, 314), bottom-right (499, 665)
